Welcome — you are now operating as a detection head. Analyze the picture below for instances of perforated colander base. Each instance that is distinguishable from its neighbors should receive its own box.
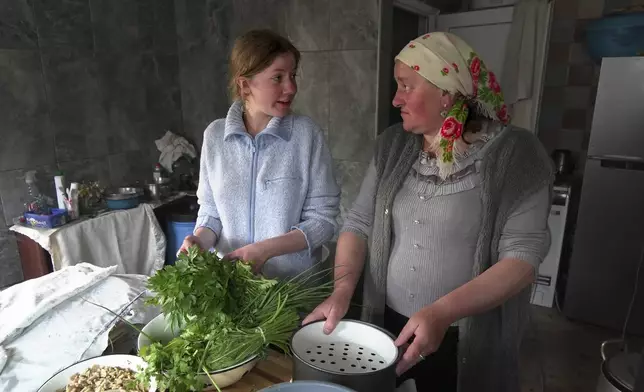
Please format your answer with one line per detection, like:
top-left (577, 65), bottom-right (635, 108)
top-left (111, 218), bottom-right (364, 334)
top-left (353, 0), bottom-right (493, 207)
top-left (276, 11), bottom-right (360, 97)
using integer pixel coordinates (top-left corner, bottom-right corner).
top-left (303, 342), bottom-right (388, 374)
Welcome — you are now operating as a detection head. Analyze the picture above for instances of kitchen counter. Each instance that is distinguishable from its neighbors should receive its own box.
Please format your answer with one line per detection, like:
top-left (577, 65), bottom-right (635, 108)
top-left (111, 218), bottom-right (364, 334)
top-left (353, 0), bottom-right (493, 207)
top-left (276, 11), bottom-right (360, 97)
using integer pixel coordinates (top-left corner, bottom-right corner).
top-left (10, 192), bottom-right (197, 280)
top-left (222, 351), bottom-right (292, 391)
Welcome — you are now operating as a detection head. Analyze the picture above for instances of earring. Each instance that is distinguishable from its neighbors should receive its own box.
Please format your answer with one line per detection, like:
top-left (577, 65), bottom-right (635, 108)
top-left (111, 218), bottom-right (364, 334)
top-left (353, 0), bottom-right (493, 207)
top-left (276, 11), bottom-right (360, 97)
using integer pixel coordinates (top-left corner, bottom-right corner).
top-left (440, 105), bottom-right (448, 118)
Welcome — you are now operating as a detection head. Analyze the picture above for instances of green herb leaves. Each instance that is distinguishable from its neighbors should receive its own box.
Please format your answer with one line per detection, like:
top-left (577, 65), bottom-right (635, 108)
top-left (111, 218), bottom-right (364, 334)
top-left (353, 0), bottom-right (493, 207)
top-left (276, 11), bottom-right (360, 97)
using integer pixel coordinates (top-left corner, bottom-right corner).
top-left (138, 246), bottom-right (333, 391)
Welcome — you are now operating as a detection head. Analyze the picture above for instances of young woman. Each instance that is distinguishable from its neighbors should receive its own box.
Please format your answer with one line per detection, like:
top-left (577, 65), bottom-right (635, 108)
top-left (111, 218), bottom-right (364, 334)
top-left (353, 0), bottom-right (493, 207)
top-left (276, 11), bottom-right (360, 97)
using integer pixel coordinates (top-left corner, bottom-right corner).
top-left (179, 30), bottom-right (340, 280)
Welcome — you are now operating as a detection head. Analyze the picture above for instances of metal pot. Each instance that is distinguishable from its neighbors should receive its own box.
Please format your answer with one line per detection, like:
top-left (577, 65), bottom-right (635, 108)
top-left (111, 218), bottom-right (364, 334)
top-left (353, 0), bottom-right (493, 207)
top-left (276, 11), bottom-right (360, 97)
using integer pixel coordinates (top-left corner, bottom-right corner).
top-left (291, 320), bottom-right (402, 392)
top-left (103, 187), bottom-right (143, 210)
top-left (597, 339), bottom-right (641, 392)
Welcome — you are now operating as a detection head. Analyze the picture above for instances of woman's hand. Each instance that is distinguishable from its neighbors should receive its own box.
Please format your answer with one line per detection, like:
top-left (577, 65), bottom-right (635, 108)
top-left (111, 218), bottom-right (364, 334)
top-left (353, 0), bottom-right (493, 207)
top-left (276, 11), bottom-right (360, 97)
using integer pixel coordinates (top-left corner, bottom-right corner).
top-left (223, 243), bottom-right (269, 274)
top-left (177, 235), bottom-right (206, 255)
top-left (302, 288), bottom-right (353, 334)
top-left (394, 303), bottom-right (453, 375)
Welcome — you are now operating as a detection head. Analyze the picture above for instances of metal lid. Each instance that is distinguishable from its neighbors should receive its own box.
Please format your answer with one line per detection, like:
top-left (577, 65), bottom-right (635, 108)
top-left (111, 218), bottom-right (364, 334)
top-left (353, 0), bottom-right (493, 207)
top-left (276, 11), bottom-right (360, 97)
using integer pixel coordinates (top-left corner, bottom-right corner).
top-left (605, 353), bottom-right (641, 391)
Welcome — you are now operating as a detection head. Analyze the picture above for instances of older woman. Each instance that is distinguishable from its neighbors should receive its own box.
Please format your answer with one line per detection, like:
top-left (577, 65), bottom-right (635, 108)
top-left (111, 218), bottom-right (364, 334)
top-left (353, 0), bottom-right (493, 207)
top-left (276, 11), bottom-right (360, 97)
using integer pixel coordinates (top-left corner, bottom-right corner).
top-left (304, 32), bottom-right (553, 391)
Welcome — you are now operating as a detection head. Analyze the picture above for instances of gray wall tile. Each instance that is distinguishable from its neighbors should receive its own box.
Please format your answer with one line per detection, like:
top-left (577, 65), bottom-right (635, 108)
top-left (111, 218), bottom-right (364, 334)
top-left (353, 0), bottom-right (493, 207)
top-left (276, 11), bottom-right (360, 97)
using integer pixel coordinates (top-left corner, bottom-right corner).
top-left (58, 157), bottom-right (112, 186)
top-left (578, 0), bottom-right (605, 18)
top-left (568, 64), bottom-right (595, 85)
top-left (41, 48), bottom-right (110, 162)
top-left (97, 51), bottom-right (182, 154)
top-left (568, 42), bottom-right (593, 65)
top-left (230, 0), bottom-right (284, 42)
top-left (0, 0), bottom-right (38, 49)
top-left (330, 0), bottom-right (378, 50)
top-left (544, 64), bottom-right (569, 87)
top-left (108, 150), bottom-right (158, 186)
top-left (89, 0), bottom-right (177, 54)
top-left (89, 0), bottom-right (153, 53)
top-left (284, 0), bottom-right (330, 51)
top-left (0, 49), bottom-right (55, 172)
top-left (0, 224), bottom-right (22, 289)
top-left (175, 0), bottom-right (232, 148)
top-left (293, 52), bottom-right (329, 135)
top-left (603, 0), bottom-right (631, 13)
top-left (550, 19), bottom-right (576, 43)
top-left (563, 86), bottom-right (592, 110)
top-left (334, 159), bottom-right (369, 220)
top-left (150, 0), bottom-right (178, 53)
top-left (175, 0), bottom-right (232, 53)
top-left (329, 50), bottom-right (377, 163)
top-left (554, 0), bottom-right (579, 19)
top-left (33, 0), bottom-right (93, 50)
top-left (177, 50), bottom-right (229, 148)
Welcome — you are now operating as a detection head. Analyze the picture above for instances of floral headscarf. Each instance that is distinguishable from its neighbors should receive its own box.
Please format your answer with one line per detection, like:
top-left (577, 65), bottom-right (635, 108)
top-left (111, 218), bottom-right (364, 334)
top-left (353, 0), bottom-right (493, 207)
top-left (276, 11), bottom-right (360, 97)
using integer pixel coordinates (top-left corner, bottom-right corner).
top-left (395, 32), bottom-right (509, 177)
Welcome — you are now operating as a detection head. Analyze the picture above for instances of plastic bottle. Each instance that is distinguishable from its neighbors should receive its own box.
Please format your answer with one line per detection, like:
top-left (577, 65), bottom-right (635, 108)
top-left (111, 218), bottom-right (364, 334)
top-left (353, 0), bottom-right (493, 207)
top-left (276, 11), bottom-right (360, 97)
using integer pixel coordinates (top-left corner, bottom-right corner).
top-left (67, 182), bottom-right (80, 220)
top-left (153, 163), bottom-right (163, 184)
top-left (54, 171), bottom-right (67, 210)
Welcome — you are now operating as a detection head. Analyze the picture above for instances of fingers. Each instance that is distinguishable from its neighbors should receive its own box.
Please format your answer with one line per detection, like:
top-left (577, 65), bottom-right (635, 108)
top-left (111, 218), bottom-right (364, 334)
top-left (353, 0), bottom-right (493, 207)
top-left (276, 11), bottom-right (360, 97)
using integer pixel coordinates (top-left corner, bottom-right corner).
top-left (302, 306), bottom-right (327, 326)
top-left (221, 251), bottom-right (238, 263)
top-left (394, 320), bottom-right (418, 347)
top-left (396, 336), bottom-right (428, 375)
top-left (323, 306), bottom-right (342, 335)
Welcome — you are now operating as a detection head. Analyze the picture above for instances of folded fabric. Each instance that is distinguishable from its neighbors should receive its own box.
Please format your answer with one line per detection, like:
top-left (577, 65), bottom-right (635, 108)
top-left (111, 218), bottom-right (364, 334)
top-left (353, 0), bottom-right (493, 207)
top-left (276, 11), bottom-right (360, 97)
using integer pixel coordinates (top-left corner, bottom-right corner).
top-left (155, 130), bottom-right (197, 173)
top-left (0, 266), bottom-right (156, 391)
top-left (0, 263), bottom-right (116, 346)
top-left (49, 204), bottom-right (166, 275)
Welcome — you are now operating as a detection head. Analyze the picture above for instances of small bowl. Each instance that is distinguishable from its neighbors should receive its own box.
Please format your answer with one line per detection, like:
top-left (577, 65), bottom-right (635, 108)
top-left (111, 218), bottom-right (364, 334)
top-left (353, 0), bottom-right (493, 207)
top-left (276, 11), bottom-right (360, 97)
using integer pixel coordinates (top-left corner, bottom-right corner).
top-left (137, 313), bottom-right (260, 389)
top-left (37, 354), bottom-right (149, 392)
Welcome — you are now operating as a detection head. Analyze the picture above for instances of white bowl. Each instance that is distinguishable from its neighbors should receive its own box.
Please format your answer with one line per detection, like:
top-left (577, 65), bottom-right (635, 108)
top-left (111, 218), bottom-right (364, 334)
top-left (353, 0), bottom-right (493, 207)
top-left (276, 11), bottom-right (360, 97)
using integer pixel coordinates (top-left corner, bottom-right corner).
top-left (137, 313), bottom-right (260, 389)
top-left (37, 354), bottom-right (149, 392)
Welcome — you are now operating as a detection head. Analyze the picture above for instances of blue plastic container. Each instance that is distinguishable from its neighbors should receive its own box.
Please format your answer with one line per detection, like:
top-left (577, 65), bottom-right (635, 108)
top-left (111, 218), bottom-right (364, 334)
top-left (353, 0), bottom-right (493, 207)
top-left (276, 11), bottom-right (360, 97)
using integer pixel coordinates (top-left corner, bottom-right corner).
top-left (106, 197), bottom-right (140, 210)
top-left (166, 217), bottom-right (196, 265)
top-left (24, 208), bottom-right (68, 229)
top-left (586, 12), bottom-right (644, 62)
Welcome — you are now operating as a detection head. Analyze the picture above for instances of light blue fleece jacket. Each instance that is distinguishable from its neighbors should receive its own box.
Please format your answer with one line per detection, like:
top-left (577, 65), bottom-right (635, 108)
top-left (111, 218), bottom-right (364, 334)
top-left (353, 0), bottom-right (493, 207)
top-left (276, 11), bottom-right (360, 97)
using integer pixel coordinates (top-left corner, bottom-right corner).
top-left (195, 101), bottom-right (341, 279)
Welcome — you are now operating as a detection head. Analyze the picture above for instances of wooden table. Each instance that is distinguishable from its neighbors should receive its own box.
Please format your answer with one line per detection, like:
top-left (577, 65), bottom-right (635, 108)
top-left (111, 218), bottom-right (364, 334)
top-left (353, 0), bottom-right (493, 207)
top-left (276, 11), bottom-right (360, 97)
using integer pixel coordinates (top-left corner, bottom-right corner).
top-left (220, 351), bottom-right (293, 391)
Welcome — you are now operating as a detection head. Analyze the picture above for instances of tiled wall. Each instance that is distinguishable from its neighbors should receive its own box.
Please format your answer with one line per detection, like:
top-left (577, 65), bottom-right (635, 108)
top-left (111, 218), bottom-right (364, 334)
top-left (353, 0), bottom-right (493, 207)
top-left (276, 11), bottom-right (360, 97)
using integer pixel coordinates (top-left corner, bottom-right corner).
top-left (537, 0), bottom-right (644, 174)
top-left (0, 0), bottom-right (182, 288)
top-left (0, 0), bottom-right (379, 287)
top-left (286, 0), bottom-right (379, 225)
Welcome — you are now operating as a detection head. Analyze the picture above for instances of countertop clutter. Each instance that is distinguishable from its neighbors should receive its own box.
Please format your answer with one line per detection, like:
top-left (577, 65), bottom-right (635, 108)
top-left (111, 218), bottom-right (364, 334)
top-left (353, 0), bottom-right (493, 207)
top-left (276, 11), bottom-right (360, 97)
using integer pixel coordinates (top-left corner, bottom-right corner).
top-left (9, 191), bottom-right (196, 279)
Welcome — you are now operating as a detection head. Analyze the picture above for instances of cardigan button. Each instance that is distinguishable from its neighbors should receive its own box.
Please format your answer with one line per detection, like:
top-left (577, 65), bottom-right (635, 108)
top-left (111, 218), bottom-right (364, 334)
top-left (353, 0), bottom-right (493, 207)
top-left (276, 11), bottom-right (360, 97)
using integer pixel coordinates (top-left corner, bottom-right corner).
top-left (384, 208), bottom-right (389, 215)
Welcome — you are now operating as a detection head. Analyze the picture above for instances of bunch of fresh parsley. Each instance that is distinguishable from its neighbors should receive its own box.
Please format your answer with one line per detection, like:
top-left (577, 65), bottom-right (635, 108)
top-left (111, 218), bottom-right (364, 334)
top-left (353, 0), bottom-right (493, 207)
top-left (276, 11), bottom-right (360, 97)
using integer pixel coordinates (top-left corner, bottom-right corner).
top-left (137, 246), bottom-right (333, 392)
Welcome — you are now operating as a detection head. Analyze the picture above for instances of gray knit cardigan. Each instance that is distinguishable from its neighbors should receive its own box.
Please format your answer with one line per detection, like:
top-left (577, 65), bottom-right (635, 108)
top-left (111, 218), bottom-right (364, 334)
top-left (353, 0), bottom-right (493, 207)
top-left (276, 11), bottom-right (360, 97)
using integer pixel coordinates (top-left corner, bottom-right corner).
top-left (360, 123), bottom-right (554, 392)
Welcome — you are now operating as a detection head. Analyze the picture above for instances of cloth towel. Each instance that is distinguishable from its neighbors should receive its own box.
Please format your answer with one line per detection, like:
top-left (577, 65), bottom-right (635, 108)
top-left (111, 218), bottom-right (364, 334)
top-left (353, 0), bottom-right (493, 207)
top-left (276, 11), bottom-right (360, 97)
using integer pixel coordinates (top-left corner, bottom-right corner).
top-left (155, 130), bottom-right (197, 173)
top-left (11, 204), bottom-right (166, 276)
top-left (0, 263), bottom-right (156, 391)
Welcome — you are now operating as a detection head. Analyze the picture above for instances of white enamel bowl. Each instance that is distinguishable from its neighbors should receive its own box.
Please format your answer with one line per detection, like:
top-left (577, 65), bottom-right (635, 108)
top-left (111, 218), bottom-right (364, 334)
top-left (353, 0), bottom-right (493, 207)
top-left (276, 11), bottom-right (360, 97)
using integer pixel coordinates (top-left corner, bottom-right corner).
top-left (137, 313), bottom-right (260, 389)
top-left (37, 354), bottom-right (149, 392)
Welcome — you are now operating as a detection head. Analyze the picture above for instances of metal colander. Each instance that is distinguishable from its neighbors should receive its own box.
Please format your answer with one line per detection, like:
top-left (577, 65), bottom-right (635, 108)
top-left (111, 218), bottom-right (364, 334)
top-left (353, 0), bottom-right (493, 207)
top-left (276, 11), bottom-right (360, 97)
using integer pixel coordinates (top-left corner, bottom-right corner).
top-left (291, 320), bottom-right (399, 375)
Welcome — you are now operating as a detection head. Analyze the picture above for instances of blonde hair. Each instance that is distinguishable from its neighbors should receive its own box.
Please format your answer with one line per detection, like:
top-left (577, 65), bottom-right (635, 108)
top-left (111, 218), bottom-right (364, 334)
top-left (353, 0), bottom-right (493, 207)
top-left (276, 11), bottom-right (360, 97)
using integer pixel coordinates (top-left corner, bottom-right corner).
top-left (228, 29), bottom-right (301, 102)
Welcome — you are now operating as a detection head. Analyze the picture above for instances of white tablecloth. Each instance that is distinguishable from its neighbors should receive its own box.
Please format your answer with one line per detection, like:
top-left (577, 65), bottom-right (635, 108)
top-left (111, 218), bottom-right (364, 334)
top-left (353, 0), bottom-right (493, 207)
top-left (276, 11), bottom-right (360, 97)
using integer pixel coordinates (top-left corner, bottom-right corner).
top-left (0, 264), bottom-right (158, 392)
top-left (10, 204), bottom-right (166, 276)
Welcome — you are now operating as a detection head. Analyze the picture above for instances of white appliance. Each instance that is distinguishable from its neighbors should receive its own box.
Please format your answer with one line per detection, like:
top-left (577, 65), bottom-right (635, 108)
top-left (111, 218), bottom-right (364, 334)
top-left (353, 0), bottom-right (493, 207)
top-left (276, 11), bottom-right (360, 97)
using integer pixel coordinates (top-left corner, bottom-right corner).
top-left (531, 184), bottom-right (571, 308)
top-left (564, 57), bottom-right (644, 334)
